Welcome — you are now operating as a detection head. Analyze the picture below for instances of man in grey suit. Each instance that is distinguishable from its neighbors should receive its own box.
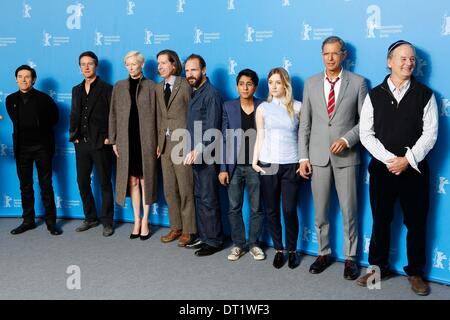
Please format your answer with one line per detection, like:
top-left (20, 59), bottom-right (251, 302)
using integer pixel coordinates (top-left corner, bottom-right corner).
top-left (156, 49), bottom-right (196, 247)
top-left (298, 36), bottom-right (368, 280)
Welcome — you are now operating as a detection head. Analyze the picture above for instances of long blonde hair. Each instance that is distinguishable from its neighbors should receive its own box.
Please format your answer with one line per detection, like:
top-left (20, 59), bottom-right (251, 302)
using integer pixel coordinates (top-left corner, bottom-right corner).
top-left (267, 67), bottom-right (294, 119)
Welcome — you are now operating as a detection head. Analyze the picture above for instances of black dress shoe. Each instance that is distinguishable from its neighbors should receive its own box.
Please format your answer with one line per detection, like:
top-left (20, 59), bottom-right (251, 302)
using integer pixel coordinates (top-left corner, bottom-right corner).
top-left (185, 238), bottom-right (203, 249)
top-left (309, 255), bottom-right (333, 274)
top-left (343, 260), bottom-right (359, 280)
top-left (288, 252), bottom-right (299, 269)
top-left (273, 251), bottom-right (285, 269)
top-left (130, 233), bottom-right (140, 239)
top-left (11, 223), bottom-right (36, 235)
top-left (194, 244), bottom-right (222, 256)
top-left (47, 225), bottom-right (63, 236)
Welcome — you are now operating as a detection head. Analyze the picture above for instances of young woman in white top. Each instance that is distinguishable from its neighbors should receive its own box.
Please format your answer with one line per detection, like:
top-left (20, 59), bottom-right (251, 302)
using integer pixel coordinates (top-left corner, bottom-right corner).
top-left (252, 67), bottom-right (302, 269)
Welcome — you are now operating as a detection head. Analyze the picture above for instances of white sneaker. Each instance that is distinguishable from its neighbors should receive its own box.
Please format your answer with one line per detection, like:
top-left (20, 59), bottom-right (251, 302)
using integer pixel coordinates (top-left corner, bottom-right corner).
top-left (227, 246), bottom-right (245, 261)
top-left (250, 246), bottom-right (266, 261)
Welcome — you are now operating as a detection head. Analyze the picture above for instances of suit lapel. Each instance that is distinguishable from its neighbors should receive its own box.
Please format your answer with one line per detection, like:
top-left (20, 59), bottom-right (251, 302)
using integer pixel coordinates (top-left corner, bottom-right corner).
top-left (316, 76), bottom-right (328, 117)
top-left (157, 81), bottom-right (168, 117)
top-left (331, 70), bottom-right (349, 120)
top-left (167, 76), bottom-right (181, 110)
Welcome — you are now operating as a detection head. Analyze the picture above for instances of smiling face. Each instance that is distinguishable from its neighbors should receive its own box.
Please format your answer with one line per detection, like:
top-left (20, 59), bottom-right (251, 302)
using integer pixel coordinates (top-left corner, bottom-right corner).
top-left (16, 70), bottom-right (35, 93)
top-left (125, 55), bottom-right (144, 79)
top-left (268, 73), bottom-right (285, 99)
top-left (388, 44), bottom-right (416, 82)
top-left (237, 75), bottom-right (257, 99)
top-left (322, 41), bottom-right (346, 75)
top-left (157, 54), bottom-right (175, 80)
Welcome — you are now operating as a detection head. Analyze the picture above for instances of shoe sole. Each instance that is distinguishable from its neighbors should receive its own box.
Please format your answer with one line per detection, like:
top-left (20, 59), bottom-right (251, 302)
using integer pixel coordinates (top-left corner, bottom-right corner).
top-left (227, 253), bottom-right (245, 261)
top-left (250, 253), bottom-right (266, 261)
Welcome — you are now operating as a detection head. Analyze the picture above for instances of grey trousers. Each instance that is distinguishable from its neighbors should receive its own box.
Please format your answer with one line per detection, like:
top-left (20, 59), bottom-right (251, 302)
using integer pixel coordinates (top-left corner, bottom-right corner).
top-left (311, 163), bottom-right (358, 260)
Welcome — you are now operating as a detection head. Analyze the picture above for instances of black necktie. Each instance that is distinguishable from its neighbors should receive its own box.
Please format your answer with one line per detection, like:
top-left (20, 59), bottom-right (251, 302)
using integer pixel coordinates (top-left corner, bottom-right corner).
top-left (164, 83), bottom-right (171, 107)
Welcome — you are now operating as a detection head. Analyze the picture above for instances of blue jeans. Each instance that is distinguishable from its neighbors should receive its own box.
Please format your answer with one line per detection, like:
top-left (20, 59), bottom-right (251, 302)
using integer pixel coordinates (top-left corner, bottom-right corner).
top-left (227, 165), bottom-right (263, 249)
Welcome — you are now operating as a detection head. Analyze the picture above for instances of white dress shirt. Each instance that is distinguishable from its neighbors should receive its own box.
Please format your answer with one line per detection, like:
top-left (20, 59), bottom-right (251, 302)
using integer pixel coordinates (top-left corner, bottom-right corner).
top-left (359, 77), bottom-right (439, 173)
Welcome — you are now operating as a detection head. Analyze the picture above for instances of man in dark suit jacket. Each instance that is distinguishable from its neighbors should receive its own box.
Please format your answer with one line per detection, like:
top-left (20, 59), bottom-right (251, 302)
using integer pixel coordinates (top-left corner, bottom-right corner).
top-left (6, 65), bottom-right (61, 235)
top-left (69, 51), bottom-right (114, 237)
top-left (218, 69), bottom-right (265, 262)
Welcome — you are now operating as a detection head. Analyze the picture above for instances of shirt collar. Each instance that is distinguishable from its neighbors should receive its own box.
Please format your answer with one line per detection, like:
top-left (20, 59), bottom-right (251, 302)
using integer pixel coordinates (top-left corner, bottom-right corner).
top-left (164, 75), bottom-right (176, 87)
top-left (272, 97), bottom-right (284, 105)
top-left (324, 68), bottom-right (343, 82)
top-left (387, 77), bottom-right (410, 93)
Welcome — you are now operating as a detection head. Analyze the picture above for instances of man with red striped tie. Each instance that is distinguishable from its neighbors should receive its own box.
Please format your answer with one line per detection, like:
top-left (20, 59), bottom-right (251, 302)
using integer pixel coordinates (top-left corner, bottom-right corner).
top-left (298, 36), bottom-right (368, 280)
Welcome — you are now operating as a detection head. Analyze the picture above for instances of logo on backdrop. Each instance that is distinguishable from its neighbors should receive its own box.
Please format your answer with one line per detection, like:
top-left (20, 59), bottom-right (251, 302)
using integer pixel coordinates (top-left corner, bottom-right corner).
top-left (177, 0), bottom-right (185, 13)
top-left (23, 3), bottom-right (32, 18)
top-left (364, 235), bottom-right (371, 254)
top-left (436, 176), bottom-right (449, 195)
top-left (144, 29), bottom-right (170, 45)
top-left (413, 55), bottom-right (427, 78)
top-left (366, 5), bottom-right (403, 38)
top-left (433, 248), bottom-right (449, 270)
top-left (127, 1), bottom-right (135, 15)
top-left (55, 146), bottom-right (75, 157)
top-left (3, 194), bottom-right (12, 208)
top-left (301, 21), bottom-right (333, 41)
top-left (47, 89), bottom-right (71, 103)
top-left (282, 0), bottom-right (290, 6)
top-left (56, 196), bottom-right (80, 209)
top-left (94, 30), bottom-right (120, 46)
top-left (441, 98), bottom-right (450, 117)
top-left (228, 58), bottom-right (237, 75)
top-left (245, 25), bottom-right (273, 43)
top-left (282, 57), bottom-right (292, 72)
top-left (0, 144), bottom-right (11, 157)
top-left (442, 14), bottom-right (450, 36)
top-left (194, 27), bottom-right (220, 44)
top-left (301, 226), bottom-right (318, 243)
top-left (2, 194), bottom-right (21, 208)
top-left (27, 59), bottom-right (36, 69)
top-left (66, 2), bottom-right (84, 30)
top-left (42, 31), bottom-right (70, 47)
top-left (227, 0), bottom-right (235, 10)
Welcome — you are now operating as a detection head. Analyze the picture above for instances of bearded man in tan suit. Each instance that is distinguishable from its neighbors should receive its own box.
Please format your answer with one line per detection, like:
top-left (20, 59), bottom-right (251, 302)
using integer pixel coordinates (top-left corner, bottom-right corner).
top-left (156, 49), bottom-right (196, 246)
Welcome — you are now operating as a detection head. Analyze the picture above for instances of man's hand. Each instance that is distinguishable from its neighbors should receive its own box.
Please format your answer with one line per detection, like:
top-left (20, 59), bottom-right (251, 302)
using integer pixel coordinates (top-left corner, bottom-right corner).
top-left (218, 172), bottom-right (229, 186)
top-left (297, 160), bottom-right (312, 179)
top-left (74, 139), bottom-right (79, 144)
top-left (156, 146), bottom-right (161, 159)
top-left (104, 138), bottom-right (110, 145)
top-left (112, 144), bottom-right (119, 158)
top-left (183, 150), bottom-right (199, 165)
top-left (330, 138), bottom-right (348, 155)
top-left (386, 157), bottom-right (409, 175)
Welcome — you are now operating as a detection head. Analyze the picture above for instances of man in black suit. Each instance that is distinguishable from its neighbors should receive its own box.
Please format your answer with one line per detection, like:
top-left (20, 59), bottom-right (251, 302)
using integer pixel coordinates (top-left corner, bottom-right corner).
top-left (6, 65), bottom-right (61, 235)
top-left (69, 51), bottom-right (114, 237)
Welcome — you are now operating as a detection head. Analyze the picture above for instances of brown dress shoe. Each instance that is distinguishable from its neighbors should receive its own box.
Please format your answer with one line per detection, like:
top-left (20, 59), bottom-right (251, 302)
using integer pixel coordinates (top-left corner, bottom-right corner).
top-left (160, 229), bottom-right (182, 243)
top-left (178, 233), bottom-right (193, 247)
top-left (408, 276), bottom-right (430, 296)
top-left (356, 268), bottom-right (391, 287)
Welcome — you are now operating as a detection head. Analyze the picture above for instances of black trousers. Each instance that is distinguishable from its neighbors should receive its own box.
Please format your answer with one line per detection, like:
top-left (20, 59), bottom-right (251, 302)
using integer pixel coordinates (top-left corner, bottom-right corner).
top-left (75, 140), bottom-right (114, 226)
top-left (368, 159), bottom-right (429, 277)
top-left (15, 145), bottom-right (56, 226)
top-left (192, 164), bottom-right (223, 248)
top-left (259, 162), bottom-right (300, 251)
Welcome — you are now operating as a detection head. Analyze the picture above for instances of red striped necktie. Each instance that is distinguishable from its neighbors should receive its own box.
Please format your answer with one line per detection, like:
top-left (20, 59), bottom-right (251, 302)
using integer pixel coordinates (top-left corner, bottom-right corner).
top-left (326, 77), bottom-right (340, 118)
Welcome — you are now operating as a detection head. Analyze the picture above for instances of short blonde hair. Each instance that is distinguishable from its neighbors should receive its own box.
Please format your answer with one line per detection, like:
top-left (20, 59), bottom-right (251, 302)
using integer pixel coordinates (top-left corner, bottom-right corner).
top-left (124, 50), bottom-right (144, 65)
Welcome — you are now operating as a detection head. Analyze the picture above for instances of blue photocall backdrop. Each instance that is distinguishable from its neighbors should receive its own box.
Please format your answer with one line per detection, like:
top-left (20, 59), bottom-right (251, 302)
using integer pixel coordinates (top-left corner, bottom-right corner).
top-left (0, 0), bottom-right (449, 285)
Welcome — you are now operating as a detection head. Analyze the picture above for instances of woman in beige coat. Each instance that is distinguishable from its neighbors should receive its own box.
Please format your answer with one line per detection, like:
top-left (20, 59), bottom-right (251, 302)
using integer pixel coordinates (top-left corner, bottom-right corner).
top-left (109, 51), bottom-right (157, 240)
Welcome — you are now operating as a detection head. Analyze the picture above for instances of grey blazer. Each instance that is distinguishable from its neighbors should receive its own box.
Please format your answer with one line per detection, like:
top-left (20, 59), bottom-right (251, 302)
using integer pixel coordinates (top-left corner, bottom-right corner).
top-left (299, 69), bottom-right (368, 167)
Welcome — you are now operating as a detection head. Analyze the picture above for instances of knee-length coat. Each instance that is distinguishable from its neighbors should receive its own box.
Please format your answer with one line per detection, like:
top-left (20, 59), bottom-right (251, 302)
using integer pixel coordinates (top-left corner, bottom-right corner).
top-left (108, 77), bottom-right (157, 206)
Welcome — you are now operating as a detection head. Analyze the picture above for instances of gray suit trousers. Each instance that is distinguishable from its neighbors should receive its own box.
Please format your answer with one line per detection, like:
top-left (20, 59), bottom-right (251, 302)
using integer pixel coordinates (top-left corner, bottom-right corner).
top-left (311, 163), bottom-right (358, 259)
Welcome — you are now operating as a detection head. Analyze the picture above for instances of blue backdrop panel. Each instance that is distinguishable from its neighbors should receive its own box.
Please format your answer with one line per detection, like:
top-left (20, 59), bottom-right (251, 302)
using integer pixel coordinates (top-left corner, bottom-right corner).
top-left (0, 0), bottom-right (449, 285)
